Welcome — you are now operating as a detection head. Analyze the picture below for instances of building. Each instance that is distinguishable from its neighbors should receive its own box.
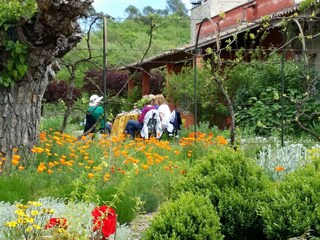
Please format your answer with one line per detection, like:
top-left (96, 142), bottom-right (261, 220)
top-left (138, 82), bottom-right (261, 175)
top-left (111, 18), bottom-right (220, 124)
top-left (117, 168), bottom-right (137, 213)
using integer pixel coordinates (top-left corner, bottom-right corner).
top-left (123, 0), bottom-right (319, 127)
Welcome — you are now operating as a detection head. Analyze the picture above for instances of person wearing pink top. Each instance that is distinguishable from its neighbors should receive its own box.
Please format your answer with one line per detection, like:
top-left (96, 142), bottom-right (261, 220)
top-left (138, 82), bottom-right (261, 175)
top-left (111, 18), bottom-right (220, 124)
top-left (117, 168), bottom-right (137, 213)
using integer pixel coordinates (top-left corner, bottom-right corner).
top-left (124, 95), bottom-right (156, 139)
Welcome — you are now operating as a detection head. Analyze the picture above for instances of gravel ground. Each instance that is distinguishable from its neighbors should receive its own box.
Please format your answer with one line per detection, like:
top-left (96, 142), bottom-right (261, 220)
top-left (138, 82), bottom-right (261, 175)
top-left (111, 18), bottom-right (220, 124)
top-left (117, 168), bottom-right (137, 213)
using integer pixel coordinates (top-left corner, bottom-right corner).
top-left (128, 213), bottom-right (155, 239)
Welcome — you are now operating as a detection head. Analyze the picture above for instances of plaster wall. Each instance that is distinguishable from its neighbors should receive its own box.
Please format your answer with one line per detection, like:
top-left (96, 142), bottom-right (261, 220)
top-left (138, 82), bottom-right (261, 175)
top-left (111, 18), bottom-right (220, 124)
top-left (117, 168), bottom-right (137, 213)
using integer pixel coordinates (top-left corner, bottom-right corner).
top-left (190, 0), bottom-right (250, 42)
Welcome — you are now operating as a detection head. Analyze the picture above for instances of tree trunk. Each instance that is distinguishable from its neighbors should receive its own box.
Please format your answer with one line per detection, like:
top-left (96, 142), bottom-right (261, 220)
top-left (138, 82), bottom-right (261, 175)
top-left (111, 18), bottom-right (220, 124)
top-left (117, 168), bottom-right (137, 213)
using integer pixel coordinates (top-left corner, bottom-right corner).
top-left (0, 72), bottom-right (48, 166)
top-left (214, 76), bottom-right (236, 146)
top-left (61, 65), bottom-right (76, 133)
top-left (0, 0), bottom-right (93, 168)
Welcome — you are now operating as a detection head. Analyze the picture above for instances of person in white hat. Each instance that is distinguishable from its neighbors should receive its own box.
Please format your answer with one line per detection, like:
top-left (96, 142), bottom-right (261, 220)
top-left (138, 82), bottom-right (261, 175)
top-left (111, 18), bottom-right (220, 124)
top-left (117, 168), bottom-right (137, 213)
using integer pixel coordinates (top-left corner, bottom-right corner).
top-left (84, 94), bottom-right (111, 134)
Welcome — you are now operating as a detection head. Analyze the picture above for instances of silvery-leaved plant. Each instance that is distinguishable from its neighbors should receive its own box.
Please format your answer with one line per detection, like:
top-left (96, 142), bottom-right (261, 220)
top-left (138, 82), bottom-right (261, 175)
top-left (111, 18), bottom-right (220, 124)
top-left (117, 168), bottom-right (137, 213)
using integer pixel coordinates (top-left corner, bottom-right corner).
top-left (256, 143), bottom-right (309, 180)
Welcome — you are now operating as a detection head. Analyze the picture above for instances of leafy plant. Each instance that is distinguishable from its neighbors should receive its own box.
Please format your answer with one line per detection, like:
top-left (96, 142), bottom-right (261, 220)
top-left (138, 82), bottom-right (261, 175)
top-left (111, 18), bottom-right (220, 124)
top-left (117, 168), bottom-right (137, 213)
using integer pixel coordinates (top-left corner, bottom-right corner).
top-left (172, 147), bottom-right (272, 239)
top-left (165, 65), bottom-right (228, 128)
top-left (0, 40), bottom-right (28, 87)
top-left (2, 201), bottom-right (54, 240)
top-left (257, 143), bottom-right (309, 180)
top-left (143, 192), bottom-right (223, 240)
top-left (226, 54), bottom-right (320, 136)
top-left (259, 157), bottom-right (320, 239)
top-left (0, 0), bottom-right (37, 87)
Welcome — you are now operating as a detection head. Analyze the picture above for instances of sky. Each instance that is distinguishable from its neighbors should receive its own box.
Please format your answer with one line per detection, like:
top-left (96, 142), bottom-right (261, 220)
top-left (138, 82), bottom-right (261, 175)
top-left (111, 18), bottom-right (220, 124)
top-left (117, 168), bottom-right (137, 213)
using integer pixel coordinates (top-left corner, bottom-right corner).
top-left (92, 0), bottom-right (192, 19)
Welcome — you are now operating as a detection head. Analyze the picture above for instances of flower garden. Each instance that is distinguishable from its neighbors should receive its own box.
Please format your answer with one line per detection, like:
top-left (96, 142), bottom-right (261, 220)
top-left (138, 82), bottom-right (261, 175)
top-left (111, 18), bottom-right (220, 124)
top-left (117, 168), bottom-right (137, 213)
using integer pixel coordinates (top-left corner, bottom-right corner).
top-left (1, 125), bottom-right (320, 239)
top-left (0, 127), bottom-right (228, 239)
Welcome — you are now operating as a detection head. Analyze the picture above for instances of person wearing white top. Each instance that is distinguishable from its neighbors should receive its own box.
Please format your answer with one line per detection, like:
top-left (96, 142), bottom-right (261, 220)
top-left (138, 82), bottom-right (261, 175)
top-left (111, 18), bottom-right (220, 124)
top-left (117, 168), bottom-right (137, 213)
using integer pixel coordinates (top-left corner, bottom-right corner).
top-left (155, 94), bottom-right (173, 133)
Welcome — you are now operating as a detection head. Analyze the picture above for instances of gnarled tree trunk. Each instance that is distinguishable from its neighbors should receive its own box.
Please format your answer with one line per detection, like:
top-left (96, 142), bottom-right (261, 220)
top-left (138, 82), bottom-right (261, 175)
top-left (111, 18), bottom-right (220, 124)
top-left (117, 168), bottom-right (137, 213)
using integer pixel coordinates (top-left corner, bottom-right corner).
top-left (0, 0), bottom-right (93, 169)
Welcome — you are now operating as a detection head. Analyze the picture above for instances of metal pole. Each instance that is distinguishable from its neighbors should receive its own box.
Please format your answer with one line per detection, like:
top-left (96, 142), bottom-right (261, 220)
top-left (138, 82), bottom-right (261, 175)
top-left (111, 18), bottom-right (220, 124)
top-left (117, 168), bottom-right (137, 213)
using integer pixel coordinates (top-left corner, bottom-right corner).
top-left (281, 49), bottom-right (285, 147)
top-left (280, 19), bottom-right (307, 147)
top-left (193, 18), bottom-right (218, 140)
top-left (103, 16), bottom-right (108, 134)
top-left (193, 51), bottom-right (198, 139)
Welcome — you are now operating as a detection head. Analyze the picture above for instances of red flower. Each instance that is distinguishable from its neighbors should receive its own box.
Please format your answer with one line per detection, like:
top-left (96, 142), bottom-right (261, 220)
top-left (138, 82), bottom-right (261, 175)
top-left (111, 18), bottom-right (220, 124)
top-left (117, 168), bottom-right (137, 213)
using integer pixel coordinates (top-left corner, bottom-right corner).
top-left (44, 217), bottom-right (68, 229)
top-left (92, 205), bottom-right (117, 238)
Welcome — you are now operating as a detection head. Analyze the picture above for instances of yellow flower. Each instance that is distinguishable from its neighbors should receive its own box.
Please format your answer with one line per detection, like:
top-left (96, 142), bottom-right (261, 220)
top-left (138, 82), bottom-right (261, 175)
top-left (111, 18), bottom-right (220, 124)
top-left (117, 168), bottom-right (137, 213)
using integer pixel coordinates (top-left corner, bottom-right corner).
top-left (17, 218), bottom-right (25, 224)
top-left (33, 224), bottom-right (41, 230)
top-left (48, 162), bottom-right (55, 168)
top-left (92, 166), bottom-right (102, 171)
top-left (87, 160), bottom-right (94, 165)
top-left (30, 210), bottom-right (39, 216)
top-left (15, 209), bottom-right (26, 216)
top-left (215, 136), bottom-right (228, 145)
top-left (88, 173), bottom-right (95, 179)
top-left (11, 159), bottom-right (19, 166)
top-left (4, 221), bottom-right (18, 228)
top-left (25, 217), bottom-right (34, 223)
top-left (28, 201), bottom-right (42, 207)
top-left (37, 163), bottom-right (46, 173)
top-left (141, 164), bottom-right (149, 170)
top-left (104, 173), bottom-right (111, 182)
top-left (48, 209), bottom-right (55, 214)
top-left (18, 166), bottom-right (24, 171)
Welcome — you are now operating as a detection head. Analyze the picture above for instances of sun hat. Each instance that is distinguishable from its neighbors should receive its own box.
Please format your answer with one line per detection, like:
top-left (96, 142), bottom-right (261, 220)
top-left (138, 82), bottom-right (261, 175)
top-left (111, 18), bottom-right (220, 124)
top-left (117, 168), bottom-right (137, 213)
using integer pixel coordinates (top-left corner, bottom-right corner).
top-left (89, 94), bottom-right (103, 106)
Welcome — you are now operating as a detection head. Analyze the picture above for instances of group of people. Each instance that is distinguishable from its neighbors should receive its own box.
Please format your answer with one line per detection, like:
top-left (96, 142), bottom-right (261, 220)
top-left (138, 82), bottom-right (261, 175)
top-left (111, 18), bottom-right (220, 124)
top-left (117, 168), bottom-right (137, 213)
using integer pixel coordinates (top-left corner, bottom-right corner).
top-left (84, 93), bottom-right (174, 139)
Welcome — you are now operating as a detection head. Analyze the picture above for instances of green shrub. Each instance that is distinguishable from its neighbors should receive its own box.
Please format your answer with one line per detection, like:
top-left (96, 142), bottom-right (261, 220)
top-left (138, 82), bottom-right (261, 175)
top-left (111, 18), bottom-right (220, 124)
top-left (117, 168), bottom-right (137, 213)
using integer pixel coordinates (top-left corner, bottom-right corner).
top-left (143, 192), bottom-right (223, 240)
top-left (259, 159), bottom-right (320, 239)
top-left (173, 147), bottom-right (272, 239)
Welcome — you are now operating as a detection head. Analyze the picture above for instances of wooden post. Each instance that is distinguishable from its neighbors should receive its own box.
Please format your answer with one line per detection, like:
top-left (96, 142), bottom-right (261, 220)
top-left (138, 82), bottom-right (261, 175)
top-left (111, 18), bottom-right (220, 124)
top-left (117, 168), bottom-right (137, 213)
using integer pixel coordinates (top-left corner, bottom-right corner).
top-left (141, 71), bottom-right (150, 96)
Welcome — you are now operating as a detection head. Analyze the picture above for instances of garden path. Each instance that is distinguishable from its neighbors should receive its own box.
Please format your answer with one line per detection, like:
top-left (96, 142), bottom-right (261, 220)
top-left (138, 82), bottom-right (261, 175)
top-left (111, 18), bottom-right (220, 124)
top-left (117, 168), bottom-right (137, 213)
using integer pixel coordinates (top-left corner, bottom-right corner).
top-left (128, 212), bottom-right (155, 239)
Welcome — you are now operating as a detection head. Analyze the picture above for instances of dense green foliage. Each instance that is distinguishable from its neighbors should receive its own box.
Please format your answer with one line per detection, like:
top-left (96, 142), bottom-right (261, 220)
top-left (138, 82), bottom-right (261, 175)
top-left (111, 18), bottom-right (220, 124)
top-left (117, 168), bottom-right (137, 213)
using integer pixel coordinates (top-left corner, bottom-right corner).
top-left (0, 0), bottom-right (37, 87)
top-left (0, 0), bottom-right (37, 28)
top-left (300, 0), bottom-right (320, 11)
top-left (259, 158), bottom-right (320, 239)
top-left (226, 54), bottom-right (320, 136)
top-left (145, 144), bottom-right (320, 239)
top-left (170, 147), bottom-right (272, 239)
top-left (166, 65), bottom-right (229, 128)
top-left (143, 193), bottom-right (223, 240)
top-left (107, 14), bottom-right (190, 66)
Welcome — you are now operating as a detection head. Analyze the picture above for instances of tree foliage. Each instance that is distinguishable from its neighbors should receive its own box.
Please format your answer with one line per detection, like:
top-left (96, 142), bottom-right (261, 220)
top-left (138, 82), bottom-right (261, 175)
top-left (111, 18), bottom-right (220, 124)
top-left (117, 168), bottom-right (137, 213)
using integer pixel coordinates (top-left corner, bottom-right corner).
top-left (44, 80), bottom-right (82, 104)
top-left (166, 64), bottom-right (229, 128)
top-left (166, 0), bottom-right (188, 16)
top-left (83, 69), bottom-right (130, 96)
top-left (226, 54), bottom-right (320, 136)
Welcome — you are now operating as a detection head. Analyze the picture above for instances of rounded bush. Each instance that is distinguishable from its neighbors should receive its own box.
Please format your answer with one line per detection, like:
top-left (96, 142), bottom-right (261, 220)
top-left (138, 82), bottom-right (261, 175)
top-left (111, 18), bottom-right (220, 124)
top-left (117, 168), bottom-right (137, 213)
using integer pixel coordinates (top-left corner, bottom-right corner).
top-left (259, 160), bottom-right (320, 239)
top-left (143, 192), bottom-right (223, 240)
top-left (173, 147), bottom-right (272, 239)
